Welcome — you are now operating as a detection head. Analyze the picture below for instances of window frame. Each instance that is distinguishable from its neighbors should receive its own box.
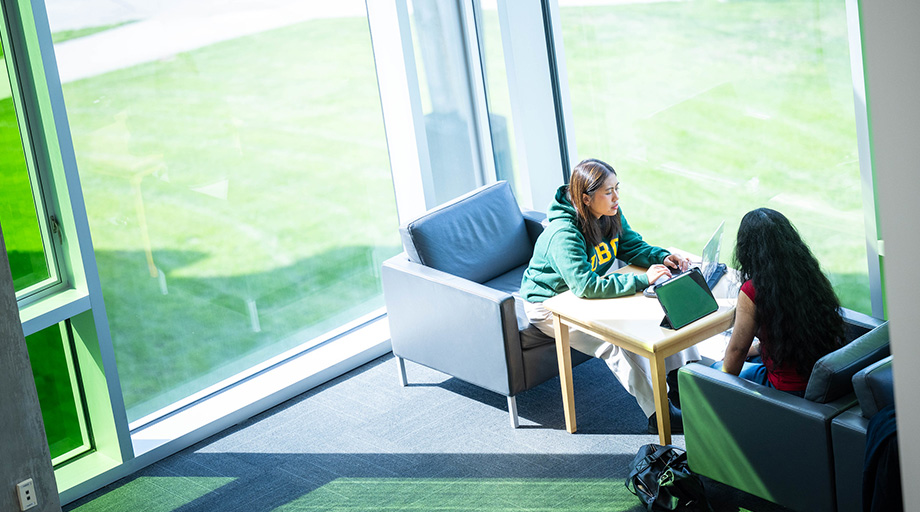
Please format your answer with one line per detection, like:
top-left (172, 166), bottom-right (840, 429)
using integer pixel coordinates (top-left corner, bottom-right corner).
top-left (0, 0), bottom-right (64, 306)
top-left (2, 0), bottom-right (133, 494)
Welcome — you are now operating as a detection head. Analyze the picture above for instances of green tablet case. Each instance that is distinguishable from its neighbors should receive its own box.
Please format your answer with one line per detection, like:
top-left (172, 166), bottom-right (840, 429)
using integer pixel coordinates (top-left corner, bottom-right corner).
top-left (656, 267), bottom-right (719, 330)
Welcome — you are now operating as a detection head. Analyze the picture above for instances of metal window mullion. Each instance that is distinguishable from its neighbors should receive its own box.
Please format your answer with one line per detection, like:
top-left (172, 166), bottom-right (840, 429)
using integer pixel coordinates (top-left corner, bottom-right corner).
top-left (15, 0), bottom-right (133, 465)
top-left (845, 0), bottom-right (884, 318)
top-left (542, 0), bottom-right (577, 179)
top-left (495, 0), bottom-right (566, 212)
top-left (366, 0), bottom-right (436, 223)
top-left (460, 0), bottom-right (496, 188)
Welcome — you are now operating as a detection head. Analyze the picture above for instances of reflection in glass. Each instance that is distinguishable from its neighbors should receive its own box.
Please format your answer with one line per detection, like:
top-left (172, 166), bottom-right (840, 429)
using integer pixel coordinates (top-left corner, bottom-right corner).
top-left (0, 42), bottom-right (52, 294)
top-left (47, 2), bottom-right (400, 422)
top-left (407, 0), bottom-right (485, 204)
top-left (558, 0), bottom-right (869, 313)
top-left (477, 1), bottom-right (521, 201)
top-left (25, 322), bottom-right (92, 464)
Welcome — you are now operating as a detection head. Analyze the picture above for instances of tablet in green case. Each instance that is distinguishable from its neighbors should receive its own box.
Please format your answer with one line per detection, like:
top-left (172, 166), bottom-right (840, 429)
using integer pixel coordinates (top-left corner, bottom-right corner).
top-left (655, 267), bottom-right (719, 330)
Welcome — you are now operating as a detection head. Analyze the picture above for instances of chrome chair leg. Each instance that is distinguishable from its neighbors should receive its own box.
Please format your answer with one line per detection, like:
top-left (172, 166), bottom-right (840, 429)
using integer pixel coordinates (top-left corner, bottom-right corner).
top-left (508, 396), bottom-right (519, 428)
top-left (397, 356), bottom-right (408, 387)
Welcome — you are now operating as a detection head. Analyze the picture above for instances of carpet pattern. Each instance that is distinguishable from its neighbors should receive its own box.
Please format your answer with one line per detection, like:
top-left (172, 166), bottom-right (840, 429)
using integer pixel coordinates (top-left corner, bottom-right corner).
top-left (64, 354), bottom-right (791, 512)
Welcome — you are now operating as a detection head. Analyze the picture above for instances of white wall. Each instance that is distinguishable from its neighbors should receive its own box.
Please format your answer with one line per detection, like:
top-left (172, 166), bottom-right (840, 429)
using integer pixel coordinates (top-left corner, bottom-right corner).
top-left (857, 1), bottom-right (920, 508)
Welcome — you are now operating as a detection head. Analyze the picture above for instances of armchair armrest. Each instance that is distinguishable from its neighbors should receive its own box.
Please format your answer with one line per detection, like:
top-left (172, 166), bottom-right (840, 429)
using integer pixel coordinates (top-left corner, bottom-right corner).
top-left (841, 307), bottom-right (886, 342)
top-left (381, 253), bottom-right (525, 396)
top-left (678, 362), bottom-right (855, 511)
top-left (522, 209), bottom-right (547, 246)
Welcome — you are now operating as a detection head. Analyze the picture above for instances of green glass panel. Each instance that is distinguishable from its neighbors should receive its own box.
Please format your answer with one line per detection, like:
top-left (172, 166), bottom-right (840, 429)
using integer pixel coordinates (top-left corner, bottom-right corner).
top-left (25, 324), bottom-right (90, 461)
top-left (0, 41), bottom-right (51, 292)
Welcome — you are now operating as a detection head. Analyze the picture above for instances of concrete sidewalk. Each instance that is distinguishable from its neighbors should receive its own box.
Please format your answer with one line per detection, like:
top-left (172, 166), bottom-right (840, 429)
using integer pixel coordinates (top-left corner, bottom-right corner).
top-left (47, 0), bottom-right (366, 83)
top-left (44, 0), bottom-right (647, 84)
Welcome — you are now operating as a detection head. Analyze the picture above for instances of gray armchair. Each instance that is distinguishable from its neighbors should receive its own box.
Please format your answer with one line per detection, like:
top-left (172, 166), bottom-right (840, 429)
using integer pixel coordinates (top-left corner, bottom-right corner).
top-left (381, 181), bottom-right (590, 428)
top-left (677, 315), bottom-right (888, 512)
top-left (831, 355), bottom-right (895, 512)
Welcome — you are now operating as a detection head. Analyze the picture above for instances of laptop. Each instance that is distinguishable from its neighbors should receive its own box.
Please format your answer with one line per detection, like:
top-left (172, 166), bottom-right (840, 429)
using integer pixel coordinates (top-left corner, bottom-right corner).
top-left (644, 221), bottom-right (726, 297)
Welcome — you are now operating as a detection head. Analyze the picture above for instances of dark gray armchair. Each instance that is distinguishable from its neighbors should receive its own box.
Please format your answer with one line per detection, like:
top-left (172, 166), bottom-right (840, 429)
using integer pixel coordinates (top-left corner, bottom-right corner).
top-left (831, 355), bottom-right (895, 512)
top-left (677, 315), bottom-right (888, 512)
top-left (381, 181), bottom-right (590, 428)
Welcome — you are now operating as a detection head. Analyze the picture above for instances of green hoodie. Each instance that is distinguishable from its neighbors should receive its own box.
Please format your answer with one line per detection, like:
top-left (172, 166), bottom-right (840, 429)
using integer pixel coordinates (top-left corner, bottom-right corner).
top-left (520, 185), bottom-right (671, 302)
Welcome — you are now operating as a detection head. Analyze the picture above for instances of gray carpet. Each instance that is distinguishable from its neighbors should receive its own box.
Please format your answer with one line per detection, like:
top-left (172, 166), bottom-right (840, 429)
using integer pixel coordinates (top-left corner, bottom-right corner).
top-left (63, 354), bottom-right (792, 511)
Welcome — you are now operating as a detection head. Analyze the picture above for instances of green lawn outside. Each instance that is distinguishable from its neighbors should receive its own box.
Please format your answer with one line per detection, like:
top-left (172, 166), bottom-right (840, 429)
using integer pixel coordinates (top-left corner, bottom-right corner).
top-left (0, 95), bottom-right (50, 290)
top-left (2, 1), bottom-right (871, 421)
top-left (58, 16), bottom-right (401, 419)
top-left (1, 34), bottom-right (50, 291)
top-left (556, 0), bottom-right (869, 313)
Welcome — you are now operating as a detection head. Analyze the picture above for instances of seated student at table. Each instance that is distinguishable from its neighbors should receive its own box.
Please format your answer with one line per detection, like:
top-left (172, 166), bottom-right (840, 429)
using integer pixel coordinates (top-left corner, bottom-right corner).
top-left (716, 207), bottom-right (845, 397)
top-left (520, 157), bottom-right (695, 434)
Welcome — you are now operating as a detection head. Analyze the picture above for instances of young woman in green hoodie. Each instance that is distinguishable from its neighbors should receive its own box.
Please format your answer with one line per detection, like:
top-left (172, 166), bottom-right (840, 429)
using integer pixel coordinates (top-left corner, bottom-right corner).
top-left (520, 158), bottom-right (695, 434)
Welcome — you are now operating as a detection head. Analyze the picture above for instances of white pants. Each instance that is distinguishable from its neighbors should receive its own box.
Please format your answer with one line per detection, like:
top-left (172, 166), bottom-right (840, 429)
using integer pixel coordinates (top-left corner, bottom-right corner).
top-left (524, 299), bottom-right (700, 417)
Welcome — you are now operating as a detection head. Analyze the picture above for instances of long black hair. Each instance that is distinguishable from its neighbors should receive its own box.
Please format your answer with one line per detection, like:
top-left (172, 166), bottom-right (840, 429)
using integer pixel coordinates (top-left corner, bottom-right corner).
top-left (568, 158), bottom-right (622, 247)
top-left (733, 208), bottom-right (844, 377)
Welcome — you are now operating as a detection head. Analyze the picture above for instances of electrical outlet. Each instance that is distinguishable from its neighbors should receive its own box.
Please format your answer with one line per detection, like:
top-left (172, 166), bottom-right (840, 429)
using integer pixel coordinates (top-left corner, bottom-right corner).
top-left (16, 478), bottom-right (37, 511)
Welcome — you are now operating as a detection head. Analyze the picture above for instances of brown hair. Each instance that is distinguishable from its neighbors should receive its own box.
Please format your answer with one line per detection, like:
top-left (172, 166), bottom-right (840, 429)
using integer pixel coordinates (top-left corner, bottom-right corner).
top-left (567, 158), bottom-right (621, 247)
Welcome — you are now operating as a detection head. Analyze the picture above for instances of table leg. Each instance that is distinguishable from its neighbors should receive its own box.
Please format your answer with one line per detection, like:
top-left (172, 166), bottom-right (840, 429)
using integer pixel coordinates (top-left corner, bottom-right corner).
top-left (553, 314), bottom-right (576, 433)
top-left (650, 354), bottom-right (671, 445)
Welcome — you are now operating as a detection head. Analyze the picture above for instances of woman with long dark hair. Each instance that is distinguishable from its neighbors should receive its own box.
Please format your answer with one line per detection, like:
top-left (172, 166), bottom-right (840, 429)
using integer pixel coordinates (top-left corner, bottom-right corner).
top-left (521, 158), bottom-right (696, 433)
top-left (720, 208), bottom-right (845, 395)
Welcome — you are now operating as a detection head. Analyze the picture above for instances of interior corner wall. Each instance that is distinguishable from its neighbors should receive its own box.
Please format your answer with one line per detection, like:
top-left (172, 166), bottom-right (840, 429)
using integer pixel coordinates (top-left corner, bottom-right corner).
top-left (0, 226), bottom-right (61, 511)
top-left (857, 1), bottom-right (920, 509)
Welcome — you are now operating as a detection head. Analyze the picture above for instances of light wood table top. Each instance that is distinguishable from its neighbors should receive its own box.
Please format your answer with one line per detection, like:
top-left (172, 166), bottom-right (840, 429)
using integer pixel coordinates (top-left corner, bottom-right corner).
top-left (543, 262), bottom-right (738, 444)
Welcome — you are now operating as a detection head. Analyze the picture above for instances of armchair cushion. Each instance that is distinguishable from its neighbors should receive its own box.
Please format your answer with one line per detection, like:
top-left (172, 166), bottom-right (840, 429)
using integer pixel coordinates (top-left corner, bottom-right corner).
top-left (481, 264), bottom-right (553, 350)
top-left (482, 263), bottom-right (529, 295)
top-left (399, 181), bottom-right (532, 284)
top-left (804, 322), bottom-right (890, 404)
top-left (853, 355), bottom-right (894, 419)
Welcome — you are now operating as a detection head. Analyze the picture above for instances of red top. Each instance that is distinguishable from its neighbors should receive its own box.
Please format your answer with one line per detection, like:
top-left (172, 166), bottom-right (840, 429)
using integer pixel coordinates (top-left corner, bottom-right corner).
top-left (741, 280), bottom-right (810, 392)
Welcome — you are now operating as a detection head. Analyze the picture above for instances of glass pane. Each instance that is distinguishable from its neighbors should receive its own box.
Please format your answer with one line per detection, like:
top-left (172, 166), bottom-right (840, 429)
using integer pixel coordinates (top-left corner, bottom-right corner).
top-left (477, 2), bottom-right (523, 200)
top-left (46, 2), bottom-right (400, 422)
top-left (408, 0), bottom-right (485, 203)
top-left (0, 42), bottom-right (52, 293)
top-left (558, 0), bottom-right (870, 314)
top-left (25, 323), bottom-right (92, 463)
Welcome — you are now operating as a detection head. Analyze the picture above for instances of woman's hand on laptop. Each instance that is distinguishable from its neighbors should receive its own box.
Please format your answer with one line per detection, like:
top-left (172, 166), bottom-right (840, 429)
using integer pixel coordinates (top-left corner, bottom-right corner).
top-left (647, 264), bottom-right (672, 285)
top-left (663, 254), bottom-right (692, 273)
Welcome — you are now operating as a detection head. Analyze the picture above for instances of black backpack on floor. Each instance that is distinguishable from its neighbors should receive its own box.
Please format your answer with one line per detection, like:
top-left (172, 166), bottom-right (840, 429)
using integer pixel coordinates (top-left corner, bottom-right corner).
top-left (625, 444), bottom-right (713, 512)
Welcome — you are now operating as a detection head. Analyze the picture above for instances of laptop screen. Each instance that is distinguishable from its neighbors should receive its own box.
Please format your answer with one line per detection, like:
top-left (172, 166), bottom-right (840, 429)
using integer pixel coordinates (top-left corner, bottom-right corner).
top-left (700, 221), bottom-right (725, 281)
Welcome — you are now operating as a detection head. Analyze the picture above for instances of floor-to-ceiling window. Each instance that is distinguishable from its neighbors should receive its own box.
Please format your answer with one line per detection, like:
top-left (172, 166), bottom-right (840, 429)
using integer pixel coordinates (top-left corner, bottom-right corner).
top-left (44, 1), bottom-right (400, 425)
top-left (557, 0), bottom-right (870, 314)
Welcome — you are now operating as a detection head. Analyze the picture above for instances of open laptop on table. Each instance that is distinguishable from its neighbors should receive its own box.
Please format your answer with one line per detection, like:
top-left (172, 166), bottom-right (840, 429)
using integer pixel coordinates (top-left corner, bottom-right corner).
top-left (644, 221), bottom-right (726, 298)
